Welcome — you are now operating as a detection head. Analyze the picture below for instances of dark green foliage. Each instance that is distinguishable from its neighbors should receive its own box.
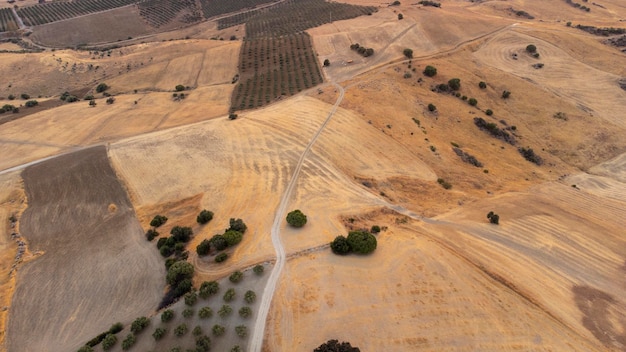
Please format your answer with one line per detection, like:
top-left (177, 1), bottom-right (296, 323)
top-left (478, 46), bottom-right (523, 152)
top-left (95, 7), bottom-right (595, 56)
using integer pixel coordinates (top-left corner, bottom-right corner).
top-left (418, 0), bottom-right (440, 7)
top-left (437, 178), bottom-right (452, 190)
top-left (210, 234), bottom-right (228, 251)
top-left (485, 109), bottom-right (493, 116)
top-left (85, 323), bottom-right (124, 348)
top-left (109, 322), bottom-right (124, 334)
top-left (253, 264), bottom-right (264, 275)
top-left (197, 209), bottom-right (214, 224)
top-left (152, 327), bottom-right (166, 340)
top-left (448, 78), bottom-right (461, 90)
top-left (196, 239), bottom-right (211, 255)
top-left (84, 95), bottom-right (94, 100)
top-left (229, 113), bottom-right (238, 120)
top-left (66, 95), bottom-right (79, 103)
top-left (166, 261), bottom-right (194, 286)
top-left (96, 83), bottom-right (109, 93)
top-left (145, 229), bottom-right (158, 241)
top-left (218, 305), bottom-right (233, 318)
top-left (165, 257), bottom-right (178, 270)
top-left (150, 215), bottom-right (168, 227)
top-left (330, 235), bottom-right (351, 255)
top-left (245, 290), bottom-right (256, 304)
top-left (391, 0), bottom-right (400, 4)
top-left (193, 325), bottom-right (203, 336)
top-left (7, 94), bottom-right (14, 100)
top-left (121, 333), bottom-right (135, 350)
top-left (160, 245), bottom-right (174, 257)
top-left (468, 98), bottom-right (478, 106)
top-left (77, 346), bottom-right (94, 352)
top-left (196, 335), bottom-right (211, 352)
top-left (212, 324), bottom-right (226, 336)
top-left (518, 147), bottom-right (543, 165)
top-left (0, 104), bottom-right (16, 113)
top-left (453, 147), bottom-right (483, 167)
top-left (228, 218), bottom-right (247, 233)
top-left (502, 90), bottom-right (511, 99)
top-left (174, 323), bottom-right (188, 337)
top-left (323, 59), bottom-right (330, 66)
top-left (473, 117), bottom-right (516, 145)
top-left (20, 93), bottom-right (30, 99)
top-left (487, 211), bottom-right (500, 225)
top-left (223, 230), bottom-right (243, 246)
top-left (526, 44), bottom-right (537, 53)
top-left (182, 308), bottom-right (194, 318)
top-left (346, 230), bottom-right (377, 254)
top-left (479, 81), bottom-right (487, 89)
top-left (215, 252), bottom-right (228, 263)
top-left (156, 237), bottom-right (168, 249)
top-left (428, 103), bottom-right (436, 112)
top-left (314, 339), bottom-right (361, 352)
top-left (231, 346), bottom-right (242, 352)
top-left (199, 281), bottom-right (219, 298)
top-left (170, 226), bottom-right (193, 242)
top-left (350, 43), bottom-right (375, 57)
top-left (25, 100), bottom-right (38, 107)
top-left (175, 84), bottom-right (186, 92)
top-left (161, 309), bottom-right (175, 322)
top-left (223, 288), bottom-right (236, 302)
top-left (101, 334), bottom-right (117, 350)
top-left (184, 291), bottom-right (198, 306)
top-left (398, 13), bottom-right (403, 20)
top-left (575, 24), bottom-right (626, 36)
top-left (423, 65), bottom-right (437, 77)
top-left (286, 209), bottom-right (308, 227)
top-left (229, 271), bottom-right (244, 283)
top-left (130, 317), bottom-right (149, 334)
top-left (371, 225), bottom-right (381, 233)
top-left (235, 325), bottom-right (248, 338)
top-left (199, 306), bottom-right (213, 319)
top-left (239, 306), bottom-right (252, 318)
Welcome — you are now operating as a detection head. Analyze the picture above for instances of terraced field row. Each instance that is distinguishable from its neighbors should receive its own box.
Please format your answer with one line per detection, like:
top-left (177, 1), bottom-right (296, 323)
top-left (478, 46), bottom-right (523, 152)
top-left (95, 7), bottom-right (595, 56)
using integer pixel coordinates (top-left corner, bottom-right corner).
top-left (137, 0), bottom-right (201, 28)
top-left (0, 8), bottom-right (18, 32)
top-left (198, 0), bottom-right (278, 20)
top-left (16, 0), bottom-right (140, 26)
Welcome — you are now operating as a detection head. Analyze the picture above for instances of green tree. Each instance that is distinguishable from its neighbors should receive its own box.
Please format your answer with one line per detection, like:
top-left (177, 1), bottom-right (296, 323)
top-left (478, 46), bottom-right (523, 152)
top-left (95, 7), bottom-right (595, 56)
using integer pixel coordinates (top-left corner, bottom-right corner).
top-left (448, 78), bottom-right (461, 90)
top-left (174, 323), bottom-right (188, 337)
top-left (96, 83), bottom-right (109, 93)
top-left (223, 230), bottom-right (243, 246)
top-left (223, 288), bottom-right (236, 302)
top-left (235, 325), bottom-right (248, 338)
top-left (215, 253), bottom-right (228, 263)
top-left (286, 209), bottom-right (307, 227)
top-left (323, 59), bottom-right (330, 67)
top-left (346, 230), bottom-right (377, 254)
top-left (314, 339), bottom-right (360, 352)
top-left (182, 308), bottom-right (194, 318)
top-left (196, 335), bottom-right (211, 352)
top-left (468, 98), bottom-right (478, 106)
top-left (502, 90), bottom-right (511, 99)
top-left (253, 264), bottom-right (264, 275)
top-left (77, 346), bottom-right (94, 352)
top-left (487, 211), bottom-right (500, 225)
top-left (170, 226), bottom-right (193, 242)
top-left (330, 235), bottom-right (351, 255)
top-left (428, 103), bottom-right (437, 112)
top-left (423, 65), bottom-right (437, 77)
top-left (479, 81), bottom-right (487, 89)
top-left (227, 218), bottom-right (247, 233)
top-left (244, 290), bottom-right (256, 304)
top-left (239, 306), bottom-right (252, 318)
top-left (145, 229), bottom-right (158, 241)
top-left (161, 309), bottom-right (174, 322)
top-left (197, 210), bottom-right (214, 224)
top-left (152, 327), bottom-right (166, 340)
top-left (485, 109), bottom-right (493, 116)
top-left (101, 334), bottom-right (117, 350)
top-left (175, 84), bottom-right (186, 92)
top-left (398, 13), bottom-right (403, 20)
top-left (193, 325), bottom-right (203, 336)
top-left (196, 239), bottom-right (211, 255)
top-left (150, 215), bottom-right (168, 227)
top-left (210, 234), bottom-right (228, 250)
top-left (229, 271), bottom-right (243, 283)
top-left (109, 322), bottom-right (124, 334)
top-left (121, 333), bottom-right (135, 350)
top-left (371, 225), bottom-right (381, 233)
top-left (526, 44), bottom-right (537, 53)
top-left (199, 306), bottom-right (213, 319)
top-left (218, 305), bottom-right (232, 318)
top-left (130, 317), bottom-right (149, 334)
top-left (166, 261), bottom-right (194, 286)
top-left (25, 100), bottom-right (38, 107)
top-left (403, 48), bottom-right (413, 59)
top-left (199, 281), bottom-right (219, 298)
top-left (212, 324), bottom-right (226, 336)
top-left (184, 290), bottom-right (198, 306)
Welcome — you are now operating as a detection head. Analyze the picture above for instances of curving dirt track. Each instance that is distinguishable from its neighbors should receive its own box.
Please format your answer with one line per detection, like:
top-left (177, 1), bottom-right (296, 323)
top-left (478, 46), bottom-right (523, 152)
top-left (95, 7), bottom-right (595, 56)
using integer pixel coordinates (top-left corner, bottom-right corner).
top-left (7, 146), bottom-right (164, 352)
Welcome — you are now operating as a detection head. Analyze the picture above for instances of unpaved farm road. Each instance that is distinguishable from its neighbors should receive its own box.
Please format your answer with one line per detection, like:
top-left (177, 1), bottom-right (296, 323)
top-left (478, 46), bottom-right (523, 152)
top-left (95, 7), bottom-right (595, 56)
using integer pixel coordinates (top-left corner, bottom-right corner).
top-left (249, 82), bottom-right (345, 352)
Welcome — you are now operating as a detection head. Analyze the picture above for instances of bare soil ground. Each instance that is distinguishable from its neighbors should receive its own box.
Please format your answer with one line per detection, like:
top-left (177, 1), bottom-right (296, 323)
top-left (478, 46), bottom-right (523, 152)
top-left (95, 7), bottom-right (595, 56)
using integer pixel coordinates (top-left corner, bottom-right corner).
top-left (7, 146), bottom-right (164, 352)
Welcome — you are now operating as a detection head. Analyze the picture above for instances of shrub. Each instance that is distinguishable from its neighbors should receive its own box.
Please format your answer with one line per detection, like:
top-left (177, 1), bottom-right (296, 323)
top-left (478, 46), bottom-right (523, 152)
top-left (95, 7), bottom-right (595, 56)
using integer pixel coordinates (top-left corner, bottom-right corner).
top-left (403, 48), bottom-right (413, 59)
top-left (231, 346), bottom-right (242, 352)
top-left (20, 93), bottom-right (30, 99)
top-left (403, 72), bottom-right (412, 79)
top-left (199, 281), bottom-right (219, 298)
top-left (66, 95), bottom-right (79, 103)
top-left (212, 324), bottom-right (226, 336)
top-left (197, 210), bottom-right (214, 224)
top-left (77, 346), bottom-right (93, 352)
top-left (218, 305), bottom-right (232, 318)
top-left (526, 44), bottom-right (537, 53)
top-left (253, 264), bottom-right (264, 275)
top-left (314, 339), bottom-right (360, 352)
top-left (7, 94), bottom-right (14, 100)
top-left (468, 98), bottom-right (478, 106)
top-left (215, 252), bottom-right (228, 263)
top-left (84, 95), bottom-right (94, 101)
top-left (485, 109), bottom-right (493, 116)
top-left (239, 306), bottom-right (252, 318)
top-left (227, 218), bottom-right (247, 233)
top-left (502, 90), bottom-right (511, 99)
top-left (25, 100), bottom-right (38, 107)
top-left (286, 209), bottom-right (307, 227)
top-left (235, 325), bottom-right (248, 338)
top-left (479, 81), bottom-right (487, 89)
top-left (145, 228), bottom-right (159, 241)
top-left (210, 234), bottom-right (228, 251)
top-left (150, 215), bottom-right (168, 227)
top-left (428, 103), bottom-right (437, 112)
top-left (130, 317), bottom-right (149, 334)
top-left (196, 335), bottom-right (211, 352)
top-left (448, 78), bottom-right (461, 90)
top-left (166, 261), bottom-right (194, 287)
top-left (244, 290), bottom-right (256, 304)
top-left (170, 226), bottom-right (193, 242)
top-left (229, 113), bottom-right (238, 120)
top-left (96, 83), bottom-right (109, 93)
top-left (323, 59), bottom-right (330, 66)
top-left (174, 323), bottom-right (188, 337)
top-left (391, 0), bottom-right (400, 5)
top-left (184, 291), bottom-right (198, 306)
top-left (183, 308), bottom-right (194, 318)
top-left (199, 306), bottom-right (213, 319)
top-left (487, 211), bottom-right (500, 225)
top-left (453, 147), bottom-right (483, 167)
top-left (223, 288), bottom-right (236, 302)
top-left (196, 239), bottom-right (211, 255)
top-left (121, 333), bottom-right (135, 350)
top-left (437, 178), bottom-right (452, 189)
top-left (159, 245), bottom-right (173, 257)
top-left (102, 334), bottom-right (117, 350)
top-left (518, 147), bottom-right (543, 165)
top-left (161, 309), bottom-right (174, 322)
top-left (398, 13), bottom-right (403, 20)
top-left (152, 327), bottom-right (166, 340)
top-left (371, 225), bottom-right (381, 233)
top-left (423, 65), bottom-right (437, 77)
top-left (229, 271), bottom-right (243, 283)
top-left (223, 230), bottom-right (243, 246)
top-left (347, 230), bottom-right (377, 254)
top-left (175, 84), bottom-right (186, 92)
top-left (330, 235), bottom-right (351, 255)
top-left (193, 325), bottom-right (203, 336)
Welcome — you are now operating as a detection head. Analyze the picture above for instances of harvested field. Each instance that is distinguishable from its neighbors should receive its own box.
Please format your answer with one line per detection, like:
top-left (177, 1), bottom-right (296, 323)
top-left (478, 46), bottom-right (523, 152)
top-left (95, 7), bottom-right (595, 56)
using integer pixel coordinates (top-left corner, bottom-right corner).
top-left (7, 146), bottom-right (164, 352)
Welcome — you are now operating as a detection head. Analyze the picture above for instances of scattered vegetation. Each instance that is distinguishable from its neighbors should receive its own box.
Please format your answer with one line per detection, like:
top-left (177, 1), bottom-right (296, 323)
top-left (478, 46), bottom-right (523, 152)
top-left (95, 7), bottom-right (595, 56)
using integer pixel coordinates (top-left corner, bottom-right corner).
top-left (485, 109), bottom-right (493, 116)
top-left (423, 65), bottom-right (437, 77)
top-left (350, 43), bottom-right (375, 57)
top-left (502, 90), bottom-right (511, 99)
top-left (419, 0), bottom-right (441, 7)
top-left (553, 111), bottom-right (568, 120)
top-left (83, 323), bottom-right (124, 349)
top-left (565, 0), bottom-right (590, 12)
top-left (25, 100), bottom-right (38, 107)
top-left (518, 147), bottom-right (543, 165)
top-left (574, 24), bottom-right (626, 36)
top-left (448, 78), bottom-right (461, 90)
top-left (453, 147), bottom-right (483, 167)
top-left (323, 59), bottom-right (330, 67)
top-left (468, 97), bottom-right (478, 106)
top-left (473, 117), bottom-right (516, 145)
top-left (428, 103), bottom-right (437, 112)
top-left (479, 81), bottom-right (487, 89)
top-left (96, 83), bottom-right (109, 93)
top-left (286, 209), bottom-right (308, 227)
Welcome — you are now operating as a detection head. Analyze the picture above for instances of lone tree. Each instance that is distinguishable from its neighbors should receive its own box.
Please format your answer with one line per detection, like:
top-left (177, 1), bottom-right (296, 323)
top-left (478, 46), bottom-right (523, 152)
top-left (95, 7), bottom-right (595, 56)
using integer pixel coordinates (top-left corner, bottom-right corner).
top-left (423, 65), bottom-right (437, 77)
top-left (487, 211), bottom-right (500, 225)
top-left (428, 103), bottom-right (437, 112)
top-left (314, 339), bottom-right (361, 352)
top-left (398, 13), bottom-right (403, 20)
top-left (197, 209), bottom-right (214, 224)
top-left (175, 84), bottom-right (186, 92)
top-left (525, 44), bottom-right (537, 53)
top-left (323, 59), bottom-right (330, 67)
top-left (403, 48), bottom-right (413, 59)
top-left (479, 81), bottom-right (487, 89)
top-left (347, 230), bottom-right (377, 254)
top-left (286, 209), bottom-right (307, 227)
top-left (96, 83), bottom-right (109, 93)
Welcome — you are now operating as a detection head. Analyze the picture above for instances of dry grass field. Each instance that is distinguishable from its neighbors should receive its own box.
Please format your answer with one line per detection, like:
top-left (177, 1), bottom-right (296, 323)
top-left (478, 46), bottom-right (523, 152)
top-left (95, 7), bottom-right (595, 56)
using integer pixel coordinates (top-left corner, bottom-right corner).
top-left (1, 0), bottom-right (625, 351)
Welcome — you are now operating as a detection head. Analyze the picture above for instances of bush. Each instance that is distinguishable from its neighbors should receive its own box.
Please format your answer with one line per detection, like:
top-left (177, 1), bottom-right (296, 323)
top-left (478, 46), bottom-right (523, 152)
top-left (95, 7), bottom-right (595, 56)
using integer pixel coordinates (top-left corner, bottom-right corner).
top-left (448, 78), bottom-right (461, 90)
top-left (223, 230), bottom-right (243, 246)
top-left (231, 346), bottom-right (242, 352)
top-left (212, 324), bottom-right (226, 336)
top-left (199, 306), bottom-right (213, 319)
top-left (196, 239), bottom-right (211, 255)
top-left (145, 229), bottom-right (158, 241)
top-left (89, 100), bottom-right (97, 107)
top-left (347, 230), bottom-right (377, 254)
top-left (152, 327), bottom-right (166, 340)
top-left (314, 339), bottom-right (360, 352)
top-left (518, 147), bottom-right (543, 165)
top-left (286, 209), bottom-right (307, 227)
top-left (193, 325), bottom-right (203, 337)
top-left (403, 48), bottom-right (413, 59)
top-left (428, 103), bottom-right (437, 112)
top-left (107, 322), bottom-right (123, 335)
top-left (479, 81), bottom-right (487, 89)
top-left (371, 225), bottom-right (381, 233)
top-left (197, 209), bottom-right (214, 224)
top-left (130, 317), bottom-right (149, 334)
top-left (25, 100), bottom-right (38, 107)
top-left (223, 288), bottom-right (236, 302)
top-left (7, 94), bottom-right (14, 100)
top-left (159, 245), bottom-right (173, 257)
top-left (121, 333), bottom-right (135, 350)
top-left (218, 305), bottom-right (232, 318)
top-left (150, 215), bottom-right (168, 227)
top-left (437, 178), bottom-right (452, 189)
top-left (184, 291), bottom-right (198, 306)
top-left (20, 93), bottom-right (30, 99)
top-left (423, 65), bottom-right (437, 77)
top-left (196, 335), bottom-right (211, 352)
top-left (199, 281), bottom-right (219, 298)
top-left (175, 84), bottom-right (186, 92)
top-left (502, 90), bottom-right (511, 99)
top-left (323, 59), bottom-right (330, 66)
top-left (468, 98), bottom-right (478, 106)
top-left (485, 109), bottom-right (493, 116)
top-left (166, 261), bottom-right (194, 287)
top-left (183, 308), bottom-right (194, 318)
top-left (96, 83), bottom-right (109, 93)
top-left (239, 306), bottom-right (252, 318)
top-left (84, 95), bottom-right (94, 101)
top-left (229, 271), bottom-right (243, 283)
top-left (77, 346), bottom-right (94, 352)
top-left (227, 218), bottom-right (247, 233)
top-left (215, 252), bottom-right (228, 263)
top-left (102, 334), bottom-right (117, 350)
top-left (245, 290), bottom-right (256, 304)
top-left (330, 235), bottom-right (351, 255)
top-left (210, 234), bottom-right (228, 251)
top-left (66, 95), bottom-right (79, 103)
top-left (487, 211), bottom-right (500, 225)
top-left (161, 309), bottom-right (175, 322)
top-left (174, 323), bottom-right (188, 337)
top-left (170, 226), bottom-right (193, 242)
top-left (398, 13), bottom-right (403, 20)
top-left (235, 325), bottom-right (248, 338)
top-left (526, 44), bottom-right (537, 53)
top-left (229, 113), bottom-right (238, 120)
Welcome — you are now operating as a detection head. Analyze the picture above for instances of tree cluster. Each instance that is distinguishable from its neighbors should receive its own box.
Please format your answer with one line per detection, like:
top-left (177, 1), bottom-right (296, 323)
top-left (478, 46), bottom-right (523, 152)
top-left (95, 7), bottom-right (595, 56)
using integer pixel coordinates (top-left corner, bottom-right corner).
top-left (286, 209), bottom-right (307, 227)
top-left (350, 43), bottom-right (374, 57)
top-left (330, 230), bottom-right (377, 255)
top-left (196, 218), bottom-right (247, 257)
top-left (314, 339), bottom-right (361, 352)
top-left (487, 211), bottom-right (500, 225)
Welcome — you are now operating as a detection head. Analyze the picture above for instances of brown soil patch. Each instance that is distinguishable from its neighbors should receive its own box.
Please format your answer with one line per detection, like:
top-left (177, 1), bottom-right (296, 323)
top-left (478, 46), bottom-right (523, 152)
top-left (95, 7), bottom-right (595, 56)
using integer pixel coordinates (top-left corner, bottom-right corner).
top-left (8, 146), bottom-right (164, 352)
